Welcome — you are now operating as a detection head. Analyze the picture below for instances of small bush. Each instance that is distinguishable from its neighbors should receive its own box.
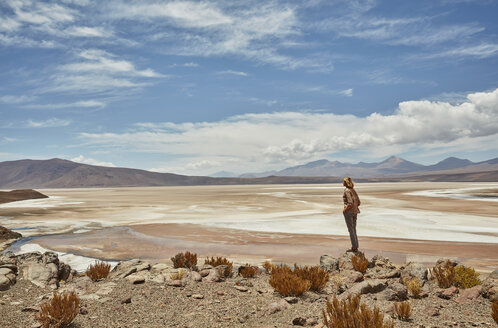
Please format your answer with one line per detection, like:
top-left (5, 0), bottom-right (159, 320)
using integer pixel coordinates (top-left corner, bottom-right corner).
top-left (293, 264), bottom-right (329, 292)
top-left (352, 253), bottom-right (369, 274)
top-left (170, 269), bottom-right (186, 280)
top-left (433, 260), bottom-right (455, 288)
top-left (171, 251), bottom-right (197, 269)
top-left (262, 260), bottom-right (274, 274)
top-left (492, 300), bottom-right (498, 324)
top-left (454, 265), bottom-right (481, 289)
top-left (205, 256), bottom-right (233, 278)
top-left (269, 269), bottom-right (311, 297)
top-left (240, 264), bottom-right (259, 278)
top-left (394, 301), bottom-right (412, 321)
top-left (404, 277), bottom-right (422, 298)
top-left (38, 291), bottom-right (80, 328)
top-left (323, 294), bottom-right (394, 328)
top-left (85, 261), bottom-right (111, 282)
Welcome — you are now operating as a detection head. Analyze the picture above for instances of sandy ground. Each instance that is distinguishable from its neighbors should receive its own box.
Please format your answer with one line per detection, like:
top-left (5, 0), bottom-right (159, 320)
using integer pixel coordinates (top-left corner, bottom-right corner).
top-left (1, 182), bottom-right (497, 272)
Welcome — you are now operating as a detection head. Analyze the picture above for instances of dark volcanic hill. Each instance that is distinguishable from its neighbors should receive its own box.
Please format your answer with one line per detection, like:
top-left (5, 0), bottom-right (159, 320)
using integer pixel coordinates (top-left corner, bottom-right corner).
top-left (0, 189), bottom-right (48, 204)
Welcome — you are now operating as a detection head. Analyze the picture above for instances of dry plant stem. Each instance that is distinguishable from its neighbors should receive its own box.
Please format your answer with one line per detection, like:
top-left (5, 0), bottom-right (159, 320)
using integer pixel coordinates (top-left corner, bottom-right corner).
top-left (170, 269), bottom-right (186, 280)
top-left (293, 264), bottom-right (329, 292)
top-left (394, 301), bottom-right (412, 321)
top-left (269, 270), bottom-right (311, 297)
top-left (492, 300), bottom-right (498, 324)
top-left (85, 261), bottom-right (111, 282)
top-left (404, 278), bottom-right (422, 298)
top-left (352, 253), bottom-right (369, 274)
top-left (171, 251), bottom-right (198, 269)
top-left (322, 294), bottom-right (394, 328)
top-left (38, 291), bottom-right (80, 328)
top-left (433, 260), bottom-right (455, 288)
top-left (262, 261), bottom-right (274, 274)
top-left (240, 265), bottom-right (259, 278)
top-left (454, 265), bottom-right (482, 289)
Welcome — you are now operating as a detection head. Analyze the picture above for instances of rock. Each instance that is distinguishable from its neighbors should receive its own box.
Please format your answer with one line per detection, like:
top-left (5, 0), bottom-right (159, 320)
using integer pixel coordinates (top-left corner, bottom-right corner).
top-left (204, 269), bottom-right (222, 282)
top-left (436, 258), bottom-right (459, 267)
top-left (234, 286), bottom-right (248, 292)
top-left (58, 262), bottom-right (72, 281)
top-left (381, 282), bottom-right (408, 301)
top-left (292, 317), bottom-right (307, 326)
top-left (121, 297), bottom-right (132, 304)
top-left (401, 262), bottom-right (428, 284)
top-left (192, 294), bottom-right (204, 299)
top-left (343, 270), bottom-right (364, 284)
top-left (339, 279), bottom-right (387, 299)
top-left (22, 262), bottom-right (59, 288)
top-left (438, 286), bottom-right (459, 299)
top-left (199, 269), bottom-right (211, 277)
top-left (79, 307), bottom-right (88, 315)
top-left (151, 263), bottom-right (169, 272)
top-left (0, 263), bottom-right (18, 273)
top-left (95, 282), bottom-right (116, 295)
top-left (265, 299), bottom-right (291, 315)
top-left (110, 259), bottom-right (150, 279)
top-left (149, 274), bottom-right (165, 284)
top-left (320, 255), bottom-right (339, 271)
top-left (21, 306), bottom-right (40, 313)
top-left (454, 285), bottom-right (481, 304)
top-left (126, 272), bottom-right (147, 284)
top-left (216, 291), bottom-right (226, 296)
top-left (338, 252), bottom-right (357, 271)
top-left (284, 297), bottom-right (299, 304)
top-left (425, 306), bottom-right (440, 317)
top-left (481, 268), bottom-right (498, 301)
top-left (191, 271), bottom-right (202, 282)
top-left (31, 323), bottom-right (42, 328)
top-left (0, 267), bottom-right (13, 276)
top-left (167, 280), bottom-right (184, 287)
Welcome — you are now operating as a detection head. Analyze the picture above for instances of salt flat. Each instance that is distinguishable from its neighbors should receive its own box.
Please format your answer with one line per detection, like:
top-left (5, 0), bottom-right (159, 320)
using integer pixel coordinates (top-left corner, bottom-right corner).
top-left (1, 182), bottom-right (497, 272)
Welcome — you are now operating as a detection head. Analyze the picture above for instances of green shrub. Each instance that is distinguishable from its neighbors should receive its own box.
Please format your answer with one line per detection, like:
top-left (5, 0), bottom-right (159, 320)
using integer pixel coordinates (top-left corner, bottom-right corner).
top-left (454, 265), bottom-right (481, 289)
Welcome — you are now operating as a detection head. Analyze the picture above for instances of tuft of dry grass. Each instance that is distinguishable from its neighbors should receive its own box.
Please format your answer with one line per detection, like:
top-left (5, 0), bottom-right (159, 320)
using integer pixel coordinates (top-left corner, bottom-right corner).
top-left (323, 294), bottom-right (394, 328)
top-left (262, 260), bottom-right (275, 274)
top-left (454, 265), bottom-right (481, 289)
top-left (432, 260), bottom-right (455, 288)
top-left (269, 268), bottom-right (311, 297)
top-left (492, 300), bottom-right (498, 324)
top-left (85, 261), bottom-right (111, 282)
top-left (38, 291), bottom-right (80, 328)
top-left (293, 264), bottom-right (329, 292)
top-left (352, 253), bottom-right (369, 274)
top-left (240, 264), bottom-right (259, 278)
top-left (205, 256), bottom-right (233, 278)
top-left (171, 251), bottom-right (197, 269)
top-left (394, 301), bottom-right (412, 321)
top-left (170, 269), bottom-right (186, 280)
top-left (404, 277), bottom-right (422, 298)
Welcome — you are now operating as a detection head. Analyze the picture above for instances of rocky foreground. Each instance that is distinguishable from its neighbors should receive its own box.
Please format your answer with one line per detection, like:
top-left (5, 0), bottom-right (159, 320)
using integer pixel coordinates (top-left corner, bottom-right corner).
top-left (0, 250), bottom-right (497, 328)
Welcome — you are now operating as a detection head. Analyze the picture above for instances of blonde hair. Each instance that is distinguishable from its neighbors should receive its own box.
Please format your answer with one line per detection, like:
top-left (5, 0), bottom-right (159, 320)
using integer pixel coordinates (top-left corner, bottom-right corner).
top-left (343, 176), bottom-right (354, 188)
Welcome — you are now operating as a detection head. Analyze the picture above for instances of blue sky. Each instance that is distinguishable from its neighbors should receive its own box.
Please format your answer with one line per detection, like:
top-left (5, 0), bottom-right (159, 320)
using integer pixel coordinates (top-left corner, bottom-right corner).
top-left (1, 0), bottom-right (497, 175)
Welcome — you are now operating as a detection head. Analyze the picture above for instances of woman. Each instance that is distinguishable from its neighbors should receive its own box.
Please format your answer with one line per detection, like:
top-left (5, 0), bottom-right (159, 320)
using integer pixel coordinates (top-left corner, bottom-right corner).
top-left (343, 176), bottom-right (361, 252)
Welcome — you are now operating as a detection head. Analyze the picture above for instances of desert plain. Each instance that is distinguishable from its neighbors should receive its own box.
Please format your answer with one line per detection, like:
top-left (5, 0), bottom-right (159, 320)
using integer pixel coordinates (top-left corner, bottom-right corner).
top-left (0, 182), bottom-right (497, 273)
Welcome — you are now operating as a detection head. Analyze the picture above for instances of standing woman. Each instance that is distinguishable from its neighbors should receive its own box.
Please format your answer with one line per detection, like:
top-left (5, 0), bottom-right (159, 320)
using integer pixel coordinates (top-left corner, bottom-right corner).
top-left (343, 177), bottom-right (361, 252)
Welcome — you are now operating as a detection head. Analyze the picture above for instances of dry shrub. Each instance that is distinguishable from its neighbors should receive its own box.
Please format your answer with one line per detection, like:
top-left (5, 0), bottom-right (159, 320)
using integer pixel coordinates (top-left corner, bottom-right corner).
top-left (323, 294), bottom-right (394, 328)
top-left (352, 253), bottom-right (369, 274)
top-left (432, 260), bottom-right (455, 288)
top-left (332, 274), bottom-right (343, 286)
top-left (170, 269), bottom-right (186, 280)
top-left (269, 268), bottom-right (311, 297)
top-left (394, 301), bottom-right (412, 321)
top-left (404, 277), bottom-right (422, 298)
top-left (85, 261), bottom-right (111, 282)
top-left (240, 264), bottom-right (259, 278)
top-left (454, 265), bottom-right (481, 289)
top-left (492, 300), bottom-right (498, 324)
top-left (293, 264), bottom-right (329, 292)
top-left (38, 291), bottom-right (80, 328)
top-left (262, 260), bottom-right (275, 274)
top-left (205, 256), bottom-right (233, 278)
top-left (171, 251), bottom-right (197, 269)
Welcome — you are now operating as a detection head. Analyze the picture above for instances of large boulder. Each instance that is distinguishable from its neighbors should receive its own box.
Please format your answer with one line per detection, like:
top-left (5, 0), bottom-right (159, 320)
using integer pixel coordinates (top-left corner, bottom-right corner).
top-left (401, 262), bottom-right (428, 284)
top-left (18, 251), bottom-right (72, 288)
top-left (339, 279), bottom-right (387, 300)
top-left (380, 282), bottom-right (408, 301)
top-left (481, 269), bottom-right (498, 302)
top-left (110, 259), bottom-right (150, 279)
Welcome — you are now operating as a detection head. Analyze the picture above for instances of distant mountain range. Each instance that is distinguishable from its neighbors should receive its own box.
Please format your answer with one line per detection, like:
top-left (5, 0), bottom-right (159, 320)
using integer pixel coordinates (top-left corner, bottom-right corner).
top-left (0, 156), bottom-right (497, 189)
top-left (237, 156), bottom-right (498, 178)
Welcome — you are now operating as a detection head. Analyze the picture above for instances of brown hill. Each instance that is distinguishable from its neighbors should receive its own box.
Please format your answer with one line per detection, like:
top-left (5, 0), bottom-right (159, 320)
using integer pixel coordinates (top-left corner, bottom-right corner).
top-left (0, 189), bottom-right (48, 204)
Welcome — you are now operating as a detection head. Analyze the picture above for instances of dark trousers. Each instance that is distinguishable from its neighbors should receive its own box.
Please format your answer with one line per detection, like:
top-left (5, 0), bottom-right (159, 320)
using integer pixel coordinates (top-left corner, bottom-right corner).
top-left (344, 212), bottom-right (359, 249)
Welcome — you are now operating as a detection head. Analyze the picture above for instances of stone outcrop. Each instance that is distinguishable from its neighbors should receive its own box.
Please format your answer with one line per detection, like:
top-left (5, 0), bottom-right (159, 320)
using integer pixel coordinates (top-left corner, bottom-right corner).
top-left (401, 262), bottom-right (428, 284)
top-left (320, 255), bottom-right (339, 271)
top-left (481, 268), bottom-right (498, 301)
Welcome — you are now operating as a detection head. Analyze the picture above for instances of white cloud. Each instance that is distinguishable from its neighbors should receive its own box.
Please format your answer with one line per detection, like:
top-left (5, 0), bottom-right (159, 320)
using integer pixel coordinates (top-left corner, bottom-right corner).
top-left (27, 118), bottom-right (71, 128)
top-left (415, 43), bottom-right (498, 60)
top-left (339, 88), bottom-right (353, 97)
top-left (216, 70), bottom-right (248, 76)
top-left (64, 26), bottom-right (112, 38)
top-left (23, 100), bottom-right (106, 109)
top-left (71, 155), bottom-right (115, 167)
top-left (0, 94), bottom-right (36, 104)
top-left (78, 88), bottom-right (498, 174)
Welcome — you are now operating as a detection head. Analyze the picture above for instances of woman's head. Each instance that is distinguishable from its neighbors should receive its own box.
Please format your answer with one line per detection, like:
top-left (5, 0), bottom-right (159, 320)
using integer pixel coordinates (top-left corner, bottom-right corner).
top-left (343, 176), bottom-right (354, 188)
